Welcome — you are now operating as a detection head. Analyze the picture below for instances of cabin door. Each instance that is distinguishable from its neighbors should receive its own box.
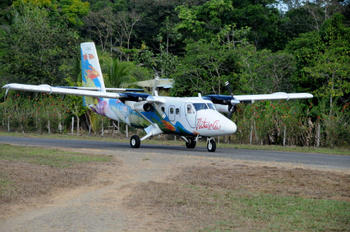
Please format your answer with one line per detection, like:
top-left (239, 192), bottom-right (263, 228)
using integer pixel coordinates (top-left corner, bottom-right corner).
top-left (185, 103), bottom-right (196, 128)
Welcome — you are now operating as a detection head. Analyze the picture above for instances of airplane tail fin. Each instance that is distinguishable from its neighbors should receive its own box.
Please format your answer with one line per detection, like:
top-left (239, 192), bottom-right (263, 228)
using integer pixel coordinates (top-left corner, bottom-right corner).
top-left (80, 42), bottom-right (106, 106)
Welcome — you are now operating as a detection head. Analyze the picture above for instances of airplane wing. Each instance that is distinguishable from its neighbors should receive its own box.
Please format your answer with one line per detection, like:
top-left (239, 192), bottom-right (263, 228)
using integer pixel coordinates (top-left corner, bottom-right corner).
top-left (234, 92), bottom-right (313, 103)
top-left (3, 83), bottom-right (123, 99)
top-left (204, 92), bottom-right (313, 117)
top-left (2, 83), bottom-right (165, 104)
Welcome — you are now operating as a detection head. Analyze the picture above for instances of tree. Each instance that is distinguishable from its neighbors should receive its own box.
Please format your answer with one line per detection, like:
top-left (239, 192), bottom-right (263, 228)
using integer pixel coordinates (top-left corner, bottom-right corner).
top-left (175, 0), bottom-right (285, 51)
top-left (83, 7), bottom-right (117, 52)
top-left (289, 14), bottom-right (350, 103)
top-left (286, 13), bottom-right (350, 147)
top-left (175, 0), bottom-right (236, 43)
top-left (13, 0), bottom-right (90, 27)
top-left (171, 39), bottom-right (239, 96)
top-left (115, 10), bottom-right (141, 61)
top-left (1, 4), bottom-right (79, 85)
top-left (237, 45), bottom-right (296, 94)
top-left (102, 58), bottom-right (136, 88)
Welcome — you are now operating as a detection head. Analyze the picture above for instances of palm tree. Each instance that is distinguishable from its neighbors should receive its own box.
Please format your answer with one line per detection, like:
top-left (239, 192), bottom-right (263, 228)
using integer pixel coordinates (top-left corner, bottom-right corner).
top-left (102, 57), bottom-right (136, 88)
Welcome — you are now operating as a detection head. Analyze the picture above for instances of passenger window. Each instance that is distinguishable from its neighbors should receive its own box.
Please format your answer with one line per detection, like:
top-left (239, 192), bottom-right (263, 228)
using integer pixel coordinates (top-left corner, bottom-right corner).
top-left (170, 107), bottom-right (174, 114)
top-left (176, 108), bottom-right (180, 115)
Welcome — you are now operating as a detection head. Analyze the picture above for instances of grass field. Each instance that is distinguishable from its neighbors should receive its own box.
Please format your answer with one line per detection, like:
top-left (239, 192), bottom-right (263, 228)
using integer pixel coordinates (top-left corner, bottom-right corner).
top-left (128, 165), bottom-right (350, 231)
top-left (0, 144), bottom-right (113, 203)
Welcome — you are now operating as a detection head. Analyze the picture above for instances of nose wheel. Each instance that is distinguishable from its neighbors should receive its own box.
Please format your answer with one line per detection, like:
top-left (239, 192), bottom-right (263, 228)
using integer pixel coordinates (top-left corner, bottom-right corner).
top-left (207, 138), bottom-right (216, 152)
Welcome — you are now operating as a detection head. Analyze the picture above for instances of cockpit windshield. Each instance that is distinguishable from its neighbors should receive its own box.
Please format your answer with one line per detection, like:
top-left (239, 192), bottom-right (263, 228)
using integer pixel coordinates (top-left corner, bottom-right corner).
top-left (193, 103), bottom-right (216, 111)
top-left (207, 103), bottom-right (215, 110)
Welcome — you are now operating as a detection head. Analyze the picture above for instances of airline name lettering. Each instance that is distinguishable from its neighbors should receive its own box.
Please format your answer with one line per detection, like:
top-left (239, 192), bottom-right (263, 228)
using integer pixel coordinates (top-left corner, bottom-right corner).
top-left (196, 118), bottom-right (221, 131)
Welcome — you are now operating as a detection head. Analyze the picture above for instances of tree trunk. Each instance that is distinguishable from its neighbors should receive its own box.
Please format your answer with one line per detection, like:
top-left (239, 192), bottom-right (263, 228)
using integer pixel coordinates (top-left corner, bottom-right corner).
top-left (71, 117), bottom-right (74, 134)
top-left (47, 120), bottom-right (51, 134)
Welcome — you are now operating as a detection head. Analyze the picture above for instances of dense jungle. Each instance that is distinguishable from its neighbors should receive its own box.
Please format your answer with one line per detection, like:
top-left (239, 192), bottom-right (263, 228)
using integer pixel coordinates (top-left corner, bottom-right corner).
top-left (0, 0), bottom-right (349, 147)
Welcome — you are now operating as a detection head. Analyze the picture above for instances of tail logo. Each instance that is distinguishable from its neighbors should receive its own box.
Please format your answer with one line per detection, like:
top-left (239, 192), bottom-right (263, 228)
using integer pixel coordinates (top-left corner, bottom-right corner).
top-left (83, 53), bottom-right (95, 60)
top-left (87, 66), bottom-right (100, 80)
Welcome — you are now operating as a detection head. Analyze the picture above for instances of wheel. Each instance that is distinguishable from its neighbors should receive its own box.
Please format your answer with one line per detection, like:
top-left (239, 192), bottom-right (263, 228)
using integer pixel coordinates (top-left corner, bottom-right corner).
top-left (207, 139), bottom-right (216, 152)
top-left (186, 137), bottom-right (196, 149)
top-left (130, 135), bottom-right (141, 148)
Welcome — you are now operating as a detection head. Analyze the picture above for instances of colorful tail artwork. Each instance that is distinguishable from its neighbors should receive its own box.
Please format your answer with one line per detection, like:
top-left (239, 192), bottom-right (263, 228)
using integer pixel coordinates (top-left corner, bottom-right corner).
top-left (79, 42), bottom-right (151, 128)
top-left (80, 42), bottom-right (106, 109)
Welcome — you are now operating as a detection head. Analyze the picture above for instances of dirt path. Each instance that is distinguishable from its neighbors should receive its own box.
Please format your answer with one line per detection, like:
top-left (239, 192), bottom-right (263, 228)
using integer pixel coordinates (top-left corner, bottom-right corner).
top-left (1, 148), bottom-right (349, 232)
top-left (0, 149), bottom-right (196, 231)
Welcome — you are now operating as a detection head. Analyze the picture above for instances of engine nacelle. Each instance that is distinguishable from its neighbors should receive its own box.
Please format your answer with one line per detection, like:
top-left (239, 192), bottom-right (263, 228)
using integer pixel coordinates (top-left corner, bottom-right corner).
top-left (214, 104), bottom-right (230, 113)
top-left (214, 104), bottom-right (237, 114)
top-left (125, 101), bottom-right (153, 112)
top-left (143, 103), bottom-right (152, 112)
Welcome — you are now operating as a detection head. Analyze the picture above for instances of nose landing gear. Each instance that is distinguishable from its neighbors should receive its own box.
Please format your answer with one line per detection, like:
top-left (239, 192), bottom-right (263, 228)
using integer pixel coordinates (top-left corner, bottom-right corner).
top-left (207, 138), bottom-right (216, 152)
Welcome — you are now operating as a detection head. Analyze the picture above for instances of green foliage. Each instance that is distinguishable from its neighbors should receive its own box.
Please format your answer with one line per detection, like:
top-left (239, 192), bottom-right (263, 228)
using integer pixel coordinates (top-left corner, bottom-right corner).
top-left (171, 39), bottom-right (240, 96)
top-left (2, 3), bottom-right (79, 85)
top-left (232, 100), bottom-right (313, 146)
top-left (0, 0), bottom-right (349, 147)
top-left (237, 46), bottom-right (296, 94)
top-left (175, 0), bottom-right (235, 43)
top-left (1, 92), bottom-right (70, 133)
top-left (102, 57), bottom-right (136, 88)
top-left (135, 42), bottom-right (179, 79)
top-left (83, 7), bottom-right (117, 52)
top-left (289, 14), bottom-right (350, 97)
top-left (12, 0), bottom-right (90, 27)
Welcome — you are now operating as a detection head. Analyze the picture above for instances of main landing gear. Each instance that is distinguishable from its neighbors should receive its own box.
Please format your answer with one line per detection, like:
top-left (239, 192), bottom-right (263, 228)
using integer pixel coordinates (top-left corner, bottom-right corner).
top-left (181, 136), bottom-right (197, 149)
top-left (186, 137), bottom-right (197, 149)
top-left (130, 135), bottom-right (141, 148)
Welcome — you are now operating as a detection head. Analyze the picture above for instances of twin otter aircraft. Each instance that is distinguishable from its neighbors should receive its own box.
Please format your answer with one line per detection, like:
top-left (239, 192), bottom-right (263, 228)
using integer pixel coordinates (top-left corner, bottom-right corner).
top-left (3, 42), bottom-right (313, 152)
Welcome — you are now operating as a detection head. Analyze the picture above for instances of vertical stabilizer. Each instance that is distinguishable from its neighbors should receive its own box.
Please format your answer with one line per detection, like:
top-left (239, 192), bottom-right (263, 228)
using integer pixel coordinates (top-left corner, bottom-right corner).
top-left (81, 42), bottom-right (106, 107)
top-left (81, 42), bottom-right (106, 92)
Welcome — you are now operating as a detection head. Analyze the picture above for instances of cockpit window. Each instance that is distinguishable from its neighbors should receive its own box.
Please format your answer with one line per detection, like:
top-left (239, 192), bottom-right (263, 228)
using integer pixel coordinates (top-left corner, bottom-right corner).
top-left (207, 103), bottom-right (215, 110)
top-left (193, 103), bottom-right (208, 111)
top-left (192, 103), bottom-right (216, 111)
top-left (186, 103), bottom-right (195, 114)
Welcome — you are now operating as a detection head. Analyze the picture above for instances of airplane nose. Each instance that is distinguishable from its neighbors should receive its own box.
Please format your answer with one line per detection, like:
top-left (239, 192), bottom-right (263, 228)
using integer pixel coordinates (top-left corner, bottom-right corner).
top-left (222, 116), bottom-right (237, 135)
top-left (227, 120), bottom-right (237, 134)
top-left (195, 110), bottom-right (238, 136)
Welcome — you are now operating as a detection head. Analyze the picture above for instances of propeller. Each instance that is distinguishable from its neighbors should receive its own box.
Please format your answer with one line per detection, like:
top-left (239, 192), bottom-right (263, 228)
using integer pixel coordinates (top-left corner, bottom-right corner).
top-left (225, 81), bottom-right (240, 118)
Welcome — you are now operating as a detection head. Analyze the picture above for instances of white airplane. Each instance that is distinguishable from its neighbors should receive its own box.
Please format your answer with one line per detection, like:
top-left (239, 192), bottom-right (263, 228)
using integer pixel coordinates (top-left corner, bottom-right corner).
top-left (2, 42), bottom-right (313, 152)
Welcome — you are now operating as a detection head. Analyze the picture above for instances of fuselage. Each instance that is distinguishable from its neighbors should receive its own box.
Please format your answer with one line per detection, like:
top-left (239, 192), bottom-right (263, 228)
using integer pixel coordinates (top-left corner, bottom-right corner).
top-left (88, 96), bottom-right (237, 138)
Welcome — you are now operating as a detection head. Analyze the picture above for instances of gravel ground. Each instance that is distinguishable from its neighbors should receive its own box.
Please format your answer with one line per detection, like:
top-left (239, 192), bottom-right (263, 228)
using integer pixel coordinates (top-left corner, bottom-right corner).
top-left (0, 147), bottom-right (349, 232)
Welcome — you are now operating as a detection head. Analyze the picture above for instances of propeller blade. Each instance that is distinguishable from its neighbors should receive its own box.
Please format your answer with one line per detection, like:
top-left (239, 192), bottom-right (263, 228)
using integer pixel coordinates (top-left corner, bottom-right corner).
top-left (225, 81), bottom-right (239, 119)
top-left (225, 81), bottom-right (233, 97)
top-left (228, 109), bottom-right (235, 119)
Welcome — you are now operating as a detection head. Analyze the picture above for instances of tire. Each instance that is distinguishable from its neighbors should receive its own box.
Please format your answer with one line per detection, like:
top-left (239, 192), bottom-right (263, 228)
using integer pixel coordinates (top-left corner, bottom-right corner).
top-left (207, 139), bottom-right (216, 152)
top-left (186, 137), bottom-right (196, 149)
top-left (130, 135), bottom-right (141, 148)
